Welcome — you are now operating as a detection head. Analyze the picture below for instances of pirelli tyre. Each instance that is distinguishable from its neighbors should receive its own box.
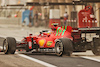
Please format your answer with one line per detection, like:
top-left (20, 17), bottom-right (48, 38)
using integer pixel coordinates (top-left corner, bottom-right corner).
top-left (3, 37), bottom-right (16, 54)
top-left (92, 38), bottom-right (100, 56)
top-left (55, 38), bottom-right (73, 56)
top-left (25, 44), bottom-right (30, 52)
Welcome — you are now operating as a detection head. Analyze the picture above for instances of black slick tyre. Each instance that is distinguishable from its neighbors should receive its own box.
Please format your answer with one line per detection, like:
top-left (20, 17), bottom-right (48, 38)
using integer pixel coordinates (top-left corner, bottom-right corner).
top-left (55, 38), bottom-right (73, 56)
top-left (92, 38), bottom-right (100, 56)
top-left (3, 37), bottom-right (16, 54)
top-left (25, 44), bottom-right (30, 52)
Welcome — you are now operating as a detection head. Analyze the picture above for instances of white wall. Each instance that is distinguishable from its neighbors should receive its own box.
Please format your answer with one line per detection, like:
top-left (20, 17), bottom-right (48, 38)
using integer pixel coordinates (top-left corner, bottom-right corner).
top-left (1, 0), bottom-right (27, 6)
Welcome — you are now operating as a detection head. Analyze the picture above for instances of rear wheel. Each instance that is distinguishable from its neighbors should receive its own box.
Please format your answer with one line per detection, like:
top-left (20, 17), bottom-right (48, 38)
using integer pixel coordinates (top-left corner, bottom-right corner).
top-left (55, 38), bottom-right (73, 56)
top-left (92, 38), bottom-right (100, 56)
top-left (3, 37), bottom-right (16, 54)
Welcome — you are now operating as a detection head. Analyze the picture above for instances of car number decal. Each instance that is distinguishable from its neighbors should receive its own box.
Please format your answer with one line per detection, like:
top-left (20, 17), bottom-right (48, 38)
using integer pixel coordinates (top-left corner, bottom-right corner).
top-left (47, 41), bottom-right (53, 47)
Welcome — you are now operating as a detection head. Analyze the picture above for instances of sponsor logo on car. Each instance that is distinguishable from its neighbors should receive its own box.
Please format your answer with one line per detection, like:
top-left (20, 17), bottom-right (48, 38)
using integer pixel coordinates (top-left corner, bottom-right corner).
top-left (47, 41), bottom-right (53, 47)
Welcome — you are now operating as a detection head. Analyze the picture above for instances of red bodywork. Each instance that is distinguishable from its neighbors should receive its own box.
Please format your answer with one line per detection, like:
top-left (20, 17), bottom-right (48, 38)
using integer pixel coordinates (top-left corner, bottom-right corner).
top-left (19, 26), bottom-right (73, 49)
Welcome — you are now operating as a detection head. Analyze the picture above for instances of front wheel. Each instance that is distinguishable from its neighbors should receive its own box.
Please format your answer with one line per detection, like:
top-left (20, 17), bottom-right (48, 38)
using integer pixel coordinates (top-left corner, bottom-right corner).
top-left (3, 37), bottom-right (16, 54)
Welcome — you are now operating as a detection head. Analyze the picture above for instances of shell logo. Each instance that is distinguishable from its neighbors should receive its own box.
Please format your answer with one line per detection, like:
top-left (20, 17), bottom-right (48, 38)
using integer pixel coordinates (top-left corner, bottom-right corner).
top-left (38, 39), bottom-right (45, 47)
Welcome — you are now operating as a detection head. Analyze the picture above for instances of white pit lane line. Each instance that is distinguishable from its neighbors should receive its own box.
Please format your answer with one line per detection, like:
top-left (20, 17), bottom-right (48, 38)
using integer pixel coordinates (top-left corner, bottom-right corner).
top-left (16, 52), bottom-right (57, 67)
top-left (81, 56), bottom-right (100, 63)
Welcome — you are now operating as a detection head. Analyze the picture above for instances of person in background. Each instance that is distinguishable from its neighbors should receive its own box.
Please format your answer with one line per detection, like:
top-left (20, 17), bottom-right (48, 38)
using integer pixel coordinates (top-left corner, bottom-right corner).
top-left (45, 12), bottom-right (48, 27)
top-left (29, 12), bottom-right (32, 27)
top-left (64, 12), bottom-right (68, 26)
top-left (34, 11), bottom-right (38, 27)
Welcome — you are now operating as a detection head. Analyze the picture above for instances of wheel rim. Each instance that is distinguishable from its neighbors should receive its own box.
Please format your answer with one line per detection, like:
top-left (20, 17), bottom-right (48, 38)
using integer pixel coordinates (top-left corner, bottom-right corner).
top-left (3, 39), bottom-right (8, 53)
top-left (56, 41), bottom-right (63, 56)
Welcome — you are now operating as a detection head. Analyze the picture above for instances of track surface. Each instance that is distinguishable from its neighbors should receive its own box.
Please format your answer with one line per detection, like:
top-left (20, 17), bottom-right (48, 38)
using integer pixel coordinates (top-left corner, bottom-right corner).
top-left (21, 52), bottom-right (100, 67)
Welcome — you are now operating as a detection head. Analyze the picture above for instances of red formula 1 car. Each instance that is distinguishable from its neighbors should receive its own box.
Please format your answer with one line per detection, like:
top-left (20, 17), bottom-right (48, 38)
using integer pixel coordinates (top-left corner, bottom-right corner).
top-left (3, 24), bottom-right (73, 56)
top-left (2, 24), bottom-right (100, 56)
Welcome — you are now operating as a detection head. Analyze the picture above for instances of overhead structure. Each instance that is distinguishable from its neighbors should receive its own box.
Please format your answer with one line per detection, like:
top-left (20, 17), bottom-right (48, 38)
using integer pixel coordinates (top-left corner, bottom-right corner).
top-left (4, 0), bottom-right (100, 7)
top-left (6, 1), bottom-right (86, 6)
top-left (81, 0), bottom-right (100, 3)
top-left (26, 2), bottom-right (86, 6)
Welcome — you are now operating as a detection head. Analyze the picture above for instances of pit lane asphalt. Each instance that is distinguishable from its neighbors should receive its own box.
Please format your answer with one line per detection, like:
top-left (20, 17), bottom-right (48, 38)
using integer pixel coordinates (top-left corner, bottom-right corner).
top-left (0, 25), bottom-right (100, 67)
top-left (21, 52), bottom-right (100, 67)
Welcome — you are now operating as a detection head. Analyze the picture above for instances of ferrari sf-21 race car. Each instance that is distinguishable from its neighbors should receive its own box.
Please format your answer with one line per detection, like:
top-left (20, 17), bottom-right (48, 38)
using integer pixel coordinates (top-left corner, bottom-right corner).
top-left (2, 24), bottom-right (100, 56)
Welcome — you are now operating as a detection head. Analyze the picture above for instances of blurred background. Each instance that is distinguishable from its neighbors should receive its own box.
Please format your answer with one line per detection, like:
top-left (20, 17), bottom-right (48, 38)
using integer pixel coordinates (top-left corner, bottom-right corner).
top-left (0, 0), bottom-right (100, 27)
